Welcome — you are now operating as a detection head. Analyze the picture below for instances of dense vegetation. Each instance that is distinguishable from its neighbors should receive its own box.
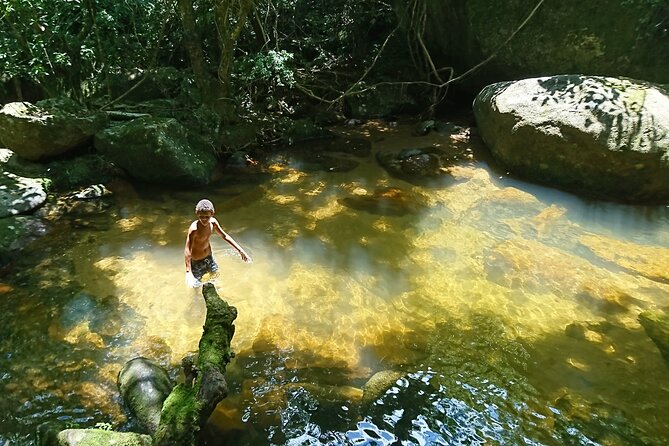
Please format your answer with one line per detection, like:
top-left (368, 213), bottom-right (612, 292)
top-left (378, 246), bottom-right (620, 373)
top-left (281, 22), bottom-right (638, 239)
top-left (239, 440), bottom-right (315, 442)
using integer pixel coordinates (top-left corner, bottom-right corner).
top-left (0, 0), bottom-right (434, 130)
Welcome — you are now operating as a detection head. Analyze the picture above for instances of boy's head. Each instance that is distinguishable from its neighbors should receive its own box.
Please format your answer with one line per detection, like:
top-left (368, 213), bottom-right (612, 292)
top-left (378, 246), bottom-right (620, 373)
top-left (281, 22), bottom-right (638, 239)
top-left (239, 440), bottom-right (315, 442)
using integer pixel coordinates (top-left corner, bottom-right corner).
top-left (195, 199), bottom-right (215, 214)
top-left (195, 200), bottom-right (215, 223)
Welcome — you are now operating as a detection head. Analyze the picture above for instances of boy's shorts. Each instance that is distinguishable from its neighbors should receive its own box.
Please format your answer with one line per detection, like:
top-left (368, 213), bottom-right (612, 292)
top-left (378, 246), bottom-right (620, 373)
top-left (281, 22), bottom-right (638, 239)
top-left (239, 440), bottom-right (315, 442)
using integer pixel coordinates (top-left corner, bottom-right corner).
top-left (191, 254), bottom-right (219, 280)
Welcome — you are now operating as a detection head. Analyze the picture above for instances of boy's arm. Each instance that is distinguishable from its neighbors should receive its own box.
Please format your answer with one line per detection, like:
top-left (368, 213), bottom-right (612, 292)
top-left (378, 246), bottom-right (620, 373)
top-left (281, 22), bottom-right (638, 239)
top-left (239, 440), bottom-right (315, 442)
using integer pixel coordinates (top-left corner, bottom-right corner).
top-left (212, 218), bottom-right (251, 262)
top-left (184, 224), bottom-right (195, 272)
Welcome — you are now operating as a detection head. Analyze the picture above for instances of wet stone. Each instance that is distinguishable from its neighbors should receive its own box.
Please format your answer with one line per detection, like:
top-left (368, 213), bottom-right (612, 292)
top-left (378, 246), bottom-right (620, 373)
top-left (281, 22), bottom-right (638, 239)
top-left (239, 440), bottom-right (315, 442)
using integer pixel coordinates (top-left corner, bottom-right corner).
top-left (0, 172), bottom-right (47, 217)
top-left (362, 370), bottom-right (405, 406)
top-left (639, 307), bottom-right (669, 364)
top-left (376, 145), bottom-right (473, 184)
top-left (339, 187), bottom-right (428, 217)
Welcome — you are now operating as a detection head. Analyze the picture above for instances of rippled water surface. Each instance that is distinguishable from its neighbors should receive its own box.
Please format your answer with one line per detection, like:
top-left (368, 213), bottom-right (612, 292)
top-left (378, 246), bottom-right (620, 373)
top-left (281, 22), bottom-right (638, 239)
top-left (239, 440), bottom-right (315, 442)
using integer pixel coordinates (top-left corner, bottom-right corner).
top-left (2, 121), bottom-right (669, 445)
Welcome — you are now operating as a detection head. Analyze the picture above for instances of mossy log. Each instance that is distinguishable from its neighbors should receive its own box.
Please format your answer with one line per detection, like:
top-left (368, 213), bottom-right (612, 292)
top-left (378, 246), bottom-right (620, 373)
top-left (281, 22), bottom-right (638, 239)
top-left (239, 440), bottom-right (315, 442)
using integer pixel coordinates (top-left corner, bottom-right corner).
top-left (44, 284), bottom-right (236, 446)
top-left (152, 283), bottom-right (237, 445)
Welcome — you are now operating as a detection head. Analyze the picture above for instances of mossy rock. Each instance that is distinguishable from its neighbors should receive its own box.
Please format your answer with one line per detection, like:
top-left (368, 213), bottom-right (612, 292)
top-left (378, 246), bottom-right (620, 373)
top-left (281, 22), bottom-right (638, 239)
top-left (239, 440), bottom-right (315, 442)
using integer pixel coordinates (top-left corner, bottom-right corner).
top-left (0, 100), bottom-right (107, 161)
top-left (0, 215), bottom-right (46, 268)
top-left (53, 429), bottom-right (152, 446)
top-left (94, 117), bottom-right (218, 185)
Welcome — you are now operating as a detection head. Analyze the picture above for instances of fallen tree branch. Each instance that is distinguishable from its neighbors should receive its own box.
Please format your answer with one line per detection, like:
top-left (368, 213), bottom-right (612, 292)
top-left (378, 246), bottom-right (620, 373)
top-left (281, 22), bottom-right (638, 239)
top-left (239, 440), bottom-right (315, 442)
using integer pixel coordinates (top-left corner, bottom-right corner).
top-left (153, 283), bottom-right (237, 445)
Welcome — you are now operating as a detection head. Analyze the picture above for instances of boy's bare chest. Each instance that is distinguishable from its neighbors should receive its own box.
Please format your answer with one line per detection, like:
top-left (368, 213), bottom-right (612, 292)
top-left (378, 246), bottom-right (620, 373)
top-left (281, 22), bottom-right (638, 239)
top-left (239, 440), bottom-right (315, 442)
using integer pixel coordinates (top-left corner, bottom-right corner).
top-left (193, 224), bottom-right (212, 242)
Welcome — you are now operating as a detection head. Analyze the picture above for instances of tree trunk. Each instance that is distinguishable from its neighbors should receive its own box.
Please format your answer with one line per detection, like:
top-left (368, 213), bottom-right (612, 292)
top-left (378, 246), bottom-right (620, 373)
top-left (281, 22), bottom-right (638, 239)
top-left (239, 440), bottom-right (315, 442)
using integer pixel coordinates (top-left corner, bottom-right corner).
top-left (176, 0), bottom-right (220, 108)
top-left (152, 284), bottom-right (237, 446)
top-left (215, 0), bottom-right (254, 123)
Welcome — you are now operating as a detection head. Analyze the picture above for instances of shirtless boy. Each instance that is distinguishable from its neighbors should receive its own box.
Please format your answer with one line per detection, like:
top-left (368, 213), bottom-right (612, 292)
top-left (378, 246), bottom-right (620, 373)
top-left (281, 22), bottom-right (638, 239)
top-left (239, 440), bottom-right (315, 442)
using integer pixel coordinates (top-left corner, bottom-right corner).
top-left (184, 199), bottom-right (251, 286)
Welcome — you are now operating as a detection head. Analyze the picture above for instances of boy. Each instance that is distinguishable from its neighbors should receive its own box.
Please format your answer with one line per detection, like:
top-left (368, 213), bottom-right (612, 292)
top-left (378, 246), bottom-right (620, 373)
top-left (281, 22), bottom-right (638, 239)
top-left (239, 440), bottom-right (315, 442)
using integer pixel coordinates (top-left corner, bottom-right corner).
top-left (184, 199), bottom-right (251, 287)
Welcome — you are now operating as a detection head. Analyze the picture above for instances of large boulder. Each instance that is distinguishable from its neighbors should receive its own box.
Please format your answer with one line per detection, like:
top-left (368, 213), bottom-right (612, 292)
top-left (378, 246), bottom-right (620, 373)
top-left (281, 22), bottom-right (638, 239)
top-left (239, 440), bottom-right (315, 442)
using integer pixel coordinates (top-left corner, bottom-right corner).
top-left (94, 117), bottom-right (218, 185)
top-left (0, 100), bottom-right (107, 161)
top-left (473, 75), bottom-right (669, 202)
top-left (401, 0), bottom-right (669, 94)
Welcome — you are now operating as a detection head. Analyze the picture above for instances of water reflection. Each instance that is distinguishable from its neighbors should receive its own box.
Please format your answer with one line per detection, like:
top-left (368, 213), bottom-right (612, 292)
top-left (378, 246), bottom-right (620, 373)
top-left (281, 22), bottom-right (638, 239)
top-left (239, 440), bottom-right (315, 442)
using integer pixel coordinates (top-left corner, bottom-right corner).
top-left (2, 121), bottom-right (669, 445)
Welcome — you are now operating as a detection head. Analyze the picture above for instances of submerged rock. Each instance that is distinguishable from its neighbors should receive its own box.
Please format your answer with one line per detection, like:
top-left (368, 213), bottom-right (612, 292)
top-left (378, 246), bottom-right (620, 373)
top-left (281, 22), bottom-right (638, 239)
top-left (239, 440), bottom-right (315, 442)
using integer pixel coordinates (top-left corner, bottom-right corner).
top-left (339, 186), bottom-right (427, 216)
top-left (639, 308), bottom-right (669, 364)
top-left (362, 370), bottom-right (404, 406)
top-left (579, 234), bottom-right (669, 283)
top-left (376, 144), bottom-right (473, 184)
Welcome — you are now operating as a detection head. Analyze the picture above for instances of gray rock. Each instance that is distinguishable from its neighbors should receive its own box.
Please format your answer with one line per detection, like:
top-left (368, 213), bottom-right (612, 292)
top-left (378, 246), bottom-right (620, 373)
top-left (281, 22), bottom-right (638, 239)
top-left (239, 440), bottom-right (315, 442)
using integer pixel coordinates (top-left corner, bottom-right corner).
top-left (66, 184), bottom-right (112, 200)
top-left (0, 171), bottom-right (48, 217)
top-left (473, 75), bottom-right (669, 202)
top-left (118, 357), bottom-right (173, 434)
top-left (0, 101), bottom-right (107, 161)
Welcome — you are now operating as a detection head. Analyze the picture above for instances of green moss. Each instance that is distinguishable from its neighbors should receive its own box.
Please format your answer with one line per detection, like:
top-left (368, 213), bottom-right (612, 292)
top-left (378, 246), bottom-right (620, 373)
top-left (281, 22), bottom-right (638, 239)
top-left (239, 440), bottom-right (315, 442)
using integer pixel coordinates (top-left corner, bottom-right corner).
top-left (153, 285), bottom-right (238, 446)
top-left (154, 385), bottom-right (200, 445)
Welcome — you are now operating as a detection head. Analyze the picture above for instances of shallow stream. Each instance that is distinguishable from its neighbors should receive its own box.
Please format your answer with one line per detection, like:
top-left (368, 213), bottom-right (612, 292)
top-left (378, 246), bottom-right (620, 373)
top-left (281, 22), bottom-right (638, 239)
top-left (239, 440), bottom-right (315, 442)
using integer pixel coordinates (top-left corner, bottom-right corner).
top-left (1, 121), bottom-right (669, 445)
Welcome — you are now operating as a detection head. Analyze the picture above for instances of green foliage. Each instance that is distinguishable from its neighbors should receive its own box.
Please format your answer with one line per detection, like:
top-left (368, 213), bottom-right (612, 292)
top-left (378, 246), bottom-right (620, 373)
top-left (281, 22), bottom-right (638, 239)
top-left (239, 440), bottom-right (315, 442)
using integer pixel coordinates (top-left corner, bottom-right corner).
top-left (620, 0), bottom-right (668, 37)
top-left (229, 0), bottom-right (403, 110)
top-left (1, 0), bottom-right (409, 120)
top-left (235, 50), bottom-right (295, 87)
top-left (0, 0), bottom-right (176, 98)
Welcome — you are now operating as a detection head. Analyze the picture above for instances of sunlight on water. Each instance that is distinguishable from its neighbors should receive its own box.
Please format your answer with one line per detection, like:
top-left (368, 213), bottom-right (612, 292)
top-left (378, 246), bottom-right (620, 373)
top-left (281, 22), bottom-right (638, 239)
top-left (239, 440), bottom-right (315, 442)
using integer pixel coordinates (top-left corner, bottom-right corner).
top-left (2, 121), bottom-right (669, 444)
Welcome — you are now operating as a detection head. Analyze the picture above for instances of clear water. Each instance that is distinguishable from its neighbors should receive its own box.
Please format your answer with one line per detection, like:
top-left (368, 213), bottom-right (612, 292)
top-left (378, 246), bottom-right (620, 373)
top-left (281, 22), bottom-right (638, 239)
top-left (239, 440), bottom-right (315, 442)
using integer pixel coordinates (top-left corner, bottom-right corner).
top-left (1, 121), bottom-right (669, 445)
